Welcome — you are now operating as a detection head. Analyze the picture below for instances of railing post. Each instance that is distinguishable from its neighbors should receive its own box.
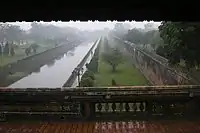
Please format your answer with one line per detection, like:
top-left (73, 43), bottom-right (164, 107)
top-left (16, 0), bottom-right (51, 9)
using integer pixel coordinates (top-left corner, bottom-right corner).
top-left (82, 102), bottom-right (90, 120)
top-left (89, 102), bottom-right (95, 120)
top-left (185, 98), bottom-right (200, 118)
top-left (162, 102), bottom-right (173, 116)
top-left (82, 102), bottom-right (95, 120)
top-left (146, 101), bottom-right (153, 118)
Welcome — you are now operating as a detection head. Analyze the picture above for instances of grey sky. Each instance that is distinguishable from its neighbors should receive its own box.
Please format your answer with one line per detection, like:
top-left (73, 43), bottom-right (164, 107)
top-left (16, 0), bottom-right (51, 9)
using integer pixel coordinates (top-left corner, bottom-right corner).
top-left (8, 21), bottom-right (161, 31)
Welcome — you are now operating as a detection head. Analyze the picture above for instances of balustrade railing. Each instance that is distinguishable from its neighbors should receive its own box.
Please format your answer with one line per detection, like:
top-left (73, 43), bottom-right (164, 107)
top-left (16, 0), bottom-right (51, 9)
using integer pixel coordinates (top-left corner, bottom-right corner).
top-left (0, 86), bottom-right (200, 122)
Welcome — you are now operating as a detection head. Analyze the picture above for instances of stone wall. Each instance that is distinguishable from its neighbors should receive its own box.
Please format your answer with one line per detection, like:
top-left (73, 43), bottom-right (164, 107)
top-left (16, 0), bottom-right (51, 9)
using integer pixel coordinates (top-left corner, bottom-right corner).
top-left (114, 36), bottom-right (193, 85)
top-left (63, 37), bottom-right (101, 87)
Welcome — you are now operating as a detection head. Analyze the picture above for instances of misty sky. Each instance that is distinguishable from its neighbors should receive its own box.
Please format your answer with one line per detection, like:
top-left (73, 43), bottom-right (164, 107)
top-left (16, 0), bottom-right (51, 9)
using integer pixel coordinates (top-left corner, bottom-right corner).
top-left (8, 21), bottom-right (161, 31)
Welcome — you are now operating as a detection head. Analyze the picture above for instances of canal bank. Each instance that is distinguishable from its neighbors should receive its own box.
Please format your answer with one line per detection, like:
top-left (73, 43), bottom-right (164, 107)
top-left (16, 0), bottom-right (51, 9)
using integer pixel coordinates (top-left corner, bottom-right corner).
top-left (1, 40), bottom-right (83, 87)
top-left (63, 37), bottom-right (101, 87)
top-left (8, 40), bottom-right (98, 88)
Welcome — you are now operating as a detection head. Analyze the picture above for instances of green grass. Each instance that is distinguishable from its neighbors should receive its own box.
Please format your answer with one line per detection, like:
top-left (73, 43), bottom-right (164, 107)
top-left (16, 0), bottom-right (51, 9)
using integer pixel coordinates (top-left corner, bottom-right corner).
top-left (4, 72), bottom-right (28, 86)
top-left (95, 61), bottom-right (148, 86)
top-left (0, 47), bottom-right (26, 66)
top-left (0, 43), bottom-right (55, 66)
top-left (7, 72), bottom-right (27, 79)
top-left (94, 37), bottom-right (149, 86)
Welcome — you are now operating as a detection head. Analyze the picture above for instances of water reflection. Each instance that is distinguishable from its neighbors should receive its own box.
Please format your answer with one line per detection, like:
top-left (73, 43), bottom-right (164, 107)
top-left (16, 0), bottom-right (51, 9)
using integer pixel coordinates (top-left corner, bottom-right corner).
top-left (9, 41), bottom-right (95, 88)
top-left (72, 42), bottom-right (98, 87)
top-left (70, 47), bottom-right (75, 52)
top-left (67, 51), bottom-right (74, 56)
top-left (32, 68), bottom-right (41, 73)
top-left (47, 59), bottom-right (56, 68)
top-left (56, 54), bottom-right (64, 60)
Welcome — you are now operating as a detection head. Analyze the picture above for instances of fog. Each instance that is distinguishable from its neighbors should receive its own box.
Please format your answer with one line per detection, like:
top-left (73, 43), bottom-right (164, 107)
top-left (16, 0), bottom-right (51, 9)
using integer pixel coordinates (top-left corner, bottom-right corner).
top-left (8, 21), bottom-right (161, 31)
top-left (0, 20), bottom-right (162, 87)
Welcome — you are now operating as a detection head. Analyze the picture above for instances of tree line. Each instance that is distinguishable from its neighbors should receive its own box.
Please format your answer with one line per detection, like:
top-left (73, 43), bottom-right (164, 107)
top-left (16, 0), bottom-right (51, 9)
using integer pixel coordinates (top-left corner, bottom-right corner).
top-left (121, 21), bottom-right (200, 71)
top-left (123, 27), bottom-right (164, 51)
top-left (158, 22), bottom-right (200, 70)
top-left (0, 22), bottom-right (91, 57)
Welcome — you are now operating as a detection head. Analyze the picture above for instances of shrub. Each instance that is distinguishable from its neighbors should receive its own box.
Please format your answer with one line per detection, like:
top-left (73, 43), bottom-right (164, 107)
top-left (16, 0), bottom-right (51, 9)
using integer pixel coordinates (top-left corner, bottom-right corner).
top-left (80, 77), bottom-right (94, 87)
top-left (112, 79), bottom-right (117, 86)
top-left (81, 70), bottom-right (95, 80)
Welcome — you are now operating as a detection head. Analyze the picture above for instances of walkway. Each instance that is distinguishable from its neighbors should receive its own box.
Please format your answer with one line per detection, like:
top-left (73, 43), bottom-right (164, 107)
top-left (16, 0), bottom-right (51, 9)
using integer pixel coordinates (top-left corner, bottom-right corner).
top-left (1, 120), bottom-right (200, 133)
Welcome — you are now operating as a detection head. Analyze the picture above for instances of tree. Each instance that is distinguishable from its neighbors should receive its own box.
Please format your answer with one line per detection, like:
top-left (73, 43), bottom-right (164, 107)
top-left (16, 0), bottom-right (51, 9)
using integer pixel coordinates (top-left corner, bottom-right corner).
top-left (124, 28), bottom-right (144, 44)
top-left (10, 47), bottom-right (15, 56)
top-left (30, 43), bottom-right (39, 54)
top-left (28, 22), bottom-right (86, 44)
top-left (4, 42), bottom-right (9, 55)
top-left (0, 23), bottom-right (27, 57)
top-left (158, 21), bottom-right (200, 69)
top-left (103, 48), bottom-right (124, 72)
top-left (114, 23), bottom-right (124, 31)
top-left (25, 47), bottom-right (31, 56)
top-left (5, 25), bottom-right (23, 43)
top-left (0, 23), bottom-right (25, 44)
top-left (113, 23), bottom-right (128, 38)
top-left (124, 28), bottom-right (163, 45)
top-left (156, 45), bottom-right (166, 57)
top-left (144, 23), bottom-right (155, 31)
top-left (123, 23), bottom-right (131, 30)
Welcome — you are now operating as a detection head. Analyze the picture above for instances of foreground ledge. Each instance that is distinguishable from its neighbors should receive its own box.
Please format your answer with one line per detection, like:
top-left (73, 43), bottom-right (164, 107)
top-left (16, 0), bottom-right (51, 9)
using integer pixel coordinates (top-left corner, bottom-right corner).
top-left (0, 85), bottom-right (200, 122)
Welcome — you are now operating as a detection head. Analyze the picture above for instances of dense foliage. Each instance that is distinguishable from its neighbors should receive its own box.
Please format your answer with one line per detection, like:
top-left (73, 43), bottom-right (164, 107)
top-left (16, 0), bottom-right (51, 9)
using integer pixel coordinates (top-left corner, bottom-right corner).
top-left (30, 43), bottom-right (39, 54)
top-left (123, 28), bottom-right (164, 51)
top-left (123, 21), bottom-right (200, 70)
top-left (158, 22), bottom-right (200, 69)
top-left (0, 23), bottom-right (25, 56)
top-left (80, 77), bottom-right (94, 87)
top-left (81, 70), bottom-right (95, 80)
top-left (80, 70), bottom-right (95, 87)
top-left (0, 22), bottom-right (100, 57)
top-left (0, 23), bottom-right (25, 43)
top-left (24, 43), bottom-right (40, 56)
top-left (110, 23), bottom-right (131, 39)
top-left (0, 22), bottom-right (83, 57)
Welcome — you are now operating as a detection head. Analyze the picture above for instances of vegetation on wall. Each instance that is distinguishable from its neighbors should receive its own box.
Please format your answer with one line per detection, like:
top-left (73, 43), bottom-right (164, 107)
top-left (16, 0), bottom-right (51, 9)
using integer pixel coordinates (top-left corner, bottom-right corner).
top-left (80, 39), bottom-right (101, 87)
top-left (80, 71), bottom-right (95, 87)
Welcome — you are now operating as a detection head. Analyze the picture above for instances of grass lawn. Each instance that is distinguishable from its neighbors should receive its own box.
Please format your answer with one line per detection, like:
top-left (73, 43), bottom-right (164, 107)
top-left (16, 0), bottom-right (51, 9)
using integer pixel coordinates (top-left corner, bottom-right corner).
top-left (95, 60), bottom-right (148, 86)
top-left (2, 72), bottom-right (28, 86)
top-left (7, 72), bottom-right (27, 79)
top-left (0, 47), bottom-right (26, 66)
top-left (0, 43), bottom-right (55, 66)
top-left (95, 37), bottom-right (149, 86)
